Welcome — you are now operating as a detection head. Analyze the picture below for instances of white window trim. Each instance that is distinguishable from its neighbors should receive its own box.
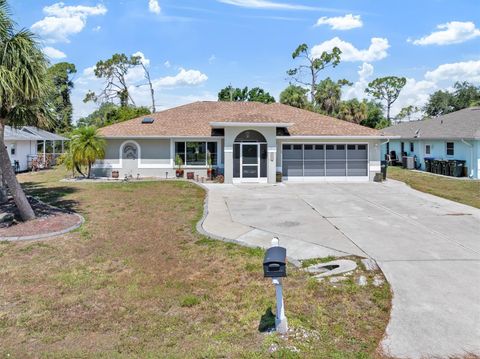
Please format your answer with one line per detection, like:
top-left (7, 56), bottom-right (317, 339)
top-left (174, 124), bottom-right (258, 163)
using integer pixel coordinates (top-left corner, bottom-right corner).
top-left (174, 140), bottom-right (221, 168)
top-left (425, 144), bottom-right (431, 156)
top-left (446, 141), bottom-right (455, 157)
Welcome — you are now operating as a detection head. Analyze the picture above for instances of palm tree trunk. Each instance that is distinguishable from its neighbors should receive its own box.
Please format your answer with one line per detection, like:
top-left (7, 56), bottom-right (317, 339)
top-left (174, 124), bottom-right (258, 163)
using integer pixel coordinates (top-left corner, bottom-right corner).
top-left (87, 162), bottom-right (92, 178)
top-left (0, 120), bottom-right (35, 221)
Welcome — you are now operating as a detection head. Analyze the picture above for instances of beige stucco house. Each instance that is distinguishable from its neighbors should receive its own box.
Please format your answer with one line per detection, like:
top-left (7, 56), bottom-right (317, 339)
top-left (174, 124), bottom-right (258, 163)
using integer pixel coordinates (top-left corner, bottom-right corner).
top-left (95, 101), bottom-right (387, 183)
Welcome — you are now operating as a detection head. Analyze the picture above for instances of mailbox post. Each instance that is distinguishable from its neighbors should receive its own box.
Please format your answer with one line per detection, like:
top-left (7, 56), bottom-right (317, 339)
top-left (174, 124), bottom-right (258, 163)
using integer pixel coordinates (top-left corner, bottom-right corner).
top-left (263, 237), bottom-right (288, 334)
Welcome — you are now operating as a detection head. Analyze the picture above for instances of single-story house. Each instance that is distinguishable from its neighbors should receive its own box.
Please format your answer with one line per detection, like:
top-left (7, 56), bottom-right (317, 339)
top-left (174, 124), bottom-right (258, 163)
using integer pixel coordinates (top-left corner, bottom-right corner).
top-left (95, 101), bottom-right (388, 183)
top-left (4, 126), bottom-right (68, 172)
top-left (381, 107), bottom-right (480, 179)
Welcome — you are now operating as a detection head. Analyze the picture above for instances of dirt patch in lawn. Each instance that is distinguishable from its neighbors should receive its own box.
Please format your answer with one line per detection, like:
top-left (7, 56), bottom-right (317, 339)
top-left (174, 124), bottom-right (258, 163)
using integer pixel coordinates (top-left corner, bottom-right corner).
top-left (0, 197), bottom-right (82, 239)
top-left (0, 168), bottom-right (392, 358)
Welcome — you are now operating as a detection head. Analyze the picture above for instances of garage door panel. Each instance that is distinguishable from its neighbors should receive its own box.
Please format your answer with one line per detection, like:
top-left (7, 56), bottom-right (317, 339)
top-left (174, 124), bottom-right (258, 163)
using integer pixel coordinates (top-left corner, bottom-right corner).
top-left (347, 161), bottom-right (368, 176)
top-left (326, 160), bottom-right (346, 176)
top-left (304, 161), bottom-right (325, 176)
top-left (282, 161), bottom-right (303, 176)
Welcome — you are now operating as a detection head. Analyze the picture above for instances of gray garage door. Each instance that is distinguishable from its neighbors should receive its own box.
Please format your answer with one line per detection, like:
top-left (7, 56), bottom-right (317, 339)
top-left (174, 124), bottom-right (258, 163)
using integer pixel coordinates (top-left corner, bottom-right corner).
top-left (282, 144), bottom-right (368, 178)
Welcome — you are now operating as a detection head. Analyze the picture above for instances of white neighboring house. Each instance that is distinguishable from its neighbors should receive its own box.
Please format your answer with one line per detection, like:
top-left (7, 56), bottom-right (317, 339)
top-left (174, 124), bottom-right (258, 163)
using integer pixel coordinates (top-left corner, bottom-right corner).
top-left (4, 126), bottom-right (68, 172)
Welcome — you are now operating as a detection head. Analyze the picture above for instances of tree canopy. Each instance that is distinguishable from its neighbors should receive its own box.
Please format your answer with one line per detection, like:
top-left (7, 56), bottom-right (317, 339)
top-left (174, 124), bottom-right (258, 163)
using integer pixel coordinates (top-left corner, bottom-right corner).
top-left (423, 81), bottom-right (480, 117)
top-left (217, 86), bottom-right (275, 103)
top-left (279, 85), bottom-right (310, 110)
top-left (47, 62), bottom-right (77, 133)
top-left (77, 103), bottom-right (150, 128)
top-left (315, 78), bottom-right (351, 115)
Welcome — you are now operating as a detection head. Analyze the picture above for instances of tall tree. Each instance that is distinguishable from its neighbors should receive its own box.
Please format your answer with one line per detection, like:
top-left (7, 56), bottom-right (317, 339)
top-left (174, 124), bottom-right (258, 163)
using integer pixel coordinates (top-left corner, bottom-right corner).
top-left (287, 43), bottom-right (342, 103)
top-left (84, 53), bottom-right (141, 107)
top-left (314, 78), bottom-right (351, 115)
top-left (365, 76), bottom-right (407, 121)
top-left (0, 0), bottom-right (53, 220)
top-left (47, 62), bottom-right (76, 133)
top-left (136, 59), bottom-right (156, 112)
top-left (217, 86), bottom-right (275, 103)
top-left (279, 85), bottom-right (310, 109)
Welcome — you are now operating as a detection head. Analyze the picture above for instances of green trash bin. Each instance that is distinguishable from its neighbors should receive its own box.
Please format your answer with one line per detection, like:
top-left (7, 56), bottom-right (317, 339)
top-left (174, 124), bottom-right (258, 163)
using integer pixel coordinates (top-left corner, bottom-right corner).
top-left (424, 158), bottom-right (433, 172)
top-left (452, 160), bottom-right (466, 177)
top-left (381, 160), bottom-right (388, 180)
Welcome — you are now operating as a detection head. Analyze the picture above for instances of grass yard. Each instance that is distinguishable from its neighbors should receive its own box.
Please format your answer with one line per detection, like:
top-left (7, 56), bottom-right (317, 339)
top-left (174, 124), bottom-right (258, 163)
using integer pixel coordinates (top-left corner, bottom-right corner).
top-left (387, 166), bottom-right (480, 209)
top-left (0, 168), bottom-right (391, 358)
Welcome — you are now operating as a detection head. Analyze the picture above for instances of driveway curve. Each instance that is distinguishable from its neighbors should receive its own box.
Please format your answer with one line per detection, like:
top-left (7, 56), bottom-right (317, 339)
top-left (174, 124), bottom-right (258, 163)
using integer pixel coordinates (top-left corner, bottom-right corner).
top-left (201, 180), bottom-right (480, 359)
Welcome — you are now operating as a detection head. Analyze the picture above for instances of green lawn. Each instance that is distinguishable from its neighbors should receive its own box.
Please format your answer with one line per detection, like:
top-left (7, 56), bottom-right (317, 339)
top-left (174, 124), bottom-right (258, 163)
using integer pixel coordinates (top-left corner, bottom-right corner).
top-left (387, 166), bottom-right (480, 209)
top-left (0, 168), bottom-right (391, 358)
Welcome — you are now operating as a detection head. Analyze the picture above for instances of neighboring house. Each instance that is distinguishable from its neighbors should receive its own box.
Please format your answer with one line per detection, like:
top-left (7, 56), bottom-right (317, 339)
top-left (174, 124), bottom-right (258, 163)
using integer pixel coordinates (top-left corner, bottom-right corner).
top-left (4, 126), bottom-right (68, 172)
top-left (95, 101), bottom-right (387, 183)
top-left (381, 107), bottom-right (480, 179)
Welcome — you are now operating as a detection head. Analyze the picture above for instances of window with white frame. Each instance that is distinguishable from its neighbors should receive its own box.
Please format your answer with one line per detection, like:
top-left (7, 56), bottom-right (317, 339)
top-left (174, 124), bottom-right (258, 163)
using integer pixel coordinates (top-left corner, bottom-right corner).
top-left (175, 141), bottom-right (217, 166)
top-left (10, 143), bottom-right (16, 155)
top-left (425, 144), bottom-right (431, 155)
top-left (446, 142), bottom-right (454, 156)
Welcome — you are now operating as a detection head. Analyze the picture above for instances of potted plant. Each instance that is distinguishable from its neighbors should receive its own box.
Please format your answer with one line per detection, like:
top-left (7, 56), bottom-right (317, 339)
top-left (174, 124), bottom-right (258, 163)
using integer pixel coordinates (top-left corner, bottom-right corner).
top-left (206, 151), bottom-right (213, 180)
top-left (175, 154), bottom-right (184, 178)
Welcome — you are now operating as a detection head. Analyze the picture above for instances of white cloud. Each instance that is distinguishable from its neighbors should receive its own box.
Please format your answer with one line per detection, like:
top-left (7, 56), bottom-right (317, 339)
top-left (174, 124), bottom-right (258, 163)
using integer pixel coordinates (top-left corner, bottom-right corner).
top-left (424, 60), bottom-right (480, 83)
top-left (217, 0), bottom-right (328, 11)
top-left (344, 62), bottom-right (374, 100)
top-left (311, 37), bottom-right (389, 62)
top-left (132, 51), bottom-right (150, 66)
top-left (164, 60), bottom-right (171, 68)
top-left (92, 25), bottom-right (101, 32)
top-left (315, 14), bottom-right (362, 30)
top-left (410, 21), bottom-right (480, 46)
top-left (31, 2), bottom-right (107, 43)
top-left (153, 68), bottom-right (208, 87)
top-left (43, 46), bottom-right (67, 59)
top-left (208, 54), bottom-right (216, 64)
top-left (391, 79), bottom-right (437, 116)
top-left (148, 0), bottom-right (161, 14)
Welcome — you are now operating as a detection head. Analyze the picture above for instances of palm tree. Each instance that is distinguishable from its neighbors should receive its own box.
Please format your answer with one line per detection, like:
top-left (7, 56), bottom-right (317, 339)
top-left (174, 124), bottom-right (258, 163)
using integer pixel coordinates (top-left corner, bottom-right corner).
top-left (0, 0), bottom-right (52, 221)
top-left (70, 127), bottom-right (105, 178)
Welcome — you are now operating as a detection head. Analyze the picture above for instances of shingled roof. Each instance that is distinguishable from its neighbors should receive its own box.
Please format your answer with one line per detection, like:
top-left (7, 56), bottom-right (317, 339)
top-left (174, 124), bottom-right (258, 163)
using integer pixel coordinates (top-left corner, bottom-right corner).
top-left (98, 101), bottom-right (381, 137)
top-left (382, 107), bottom-right (480, 140)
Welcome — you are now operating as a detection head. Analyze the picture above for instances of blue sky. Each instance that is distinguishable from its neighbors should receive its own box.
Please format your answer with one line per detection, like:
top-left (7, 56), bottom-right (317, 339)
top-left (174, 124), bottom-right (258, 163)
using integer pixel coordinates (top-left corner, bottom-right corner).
top-left (11, 0), bottom-right (480, 121)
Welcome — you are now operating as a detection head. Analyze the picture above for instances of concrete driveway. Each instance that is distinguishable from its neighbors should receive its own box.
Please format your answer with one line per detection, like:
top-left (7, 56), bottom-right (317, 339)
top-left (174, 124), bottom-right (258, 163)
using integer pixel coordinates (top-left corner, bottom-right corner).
top-left (200, 180), bottom-right (480, 359)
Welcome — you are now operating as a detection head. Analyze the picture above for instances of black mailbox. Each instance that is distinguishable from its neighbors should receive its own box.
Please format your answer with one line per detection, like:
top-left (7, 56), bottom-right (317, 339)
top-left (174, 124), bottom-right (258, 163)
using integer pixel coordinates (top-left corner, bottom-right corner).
top-left (263, 246), bottom-right (287, 278)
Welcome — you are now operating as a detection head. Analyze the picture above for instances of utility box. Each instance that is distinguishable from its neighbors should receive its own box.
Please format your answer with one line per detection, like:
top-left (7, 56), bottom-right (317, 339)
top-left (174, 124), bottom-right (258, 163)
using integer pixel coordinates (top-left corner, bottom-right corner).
top-left (263, 246), bottom-right (287, 278)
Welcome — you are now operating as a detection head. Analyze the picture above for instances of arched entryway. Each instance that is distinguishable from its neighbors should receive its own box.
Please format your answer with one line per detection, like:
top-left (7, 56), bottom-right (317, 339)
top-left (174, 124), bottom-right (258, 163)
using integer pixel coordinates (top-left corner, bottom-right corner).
top-left (121, 141), bottom-right (139, 177)
top-left (233, 130), bottom-right (268, 182)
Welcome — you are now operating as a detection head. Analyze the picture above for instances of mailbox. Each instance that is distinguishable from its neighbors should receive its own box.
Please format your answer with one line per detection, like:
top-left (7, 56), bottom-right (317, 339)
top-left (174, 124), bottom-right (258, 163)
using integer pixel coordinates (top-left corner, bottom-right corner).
top-left (263, 246), bottom-right (287, 278)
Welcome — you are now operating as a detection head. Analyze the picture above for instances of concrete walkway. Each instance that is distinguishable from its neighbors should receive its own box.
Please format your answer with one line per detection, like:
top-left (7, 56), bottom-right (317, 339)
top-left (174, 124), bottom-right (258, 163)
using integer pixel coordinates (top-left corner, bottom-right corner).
top-left (201, 180), bottom-right (480, 359)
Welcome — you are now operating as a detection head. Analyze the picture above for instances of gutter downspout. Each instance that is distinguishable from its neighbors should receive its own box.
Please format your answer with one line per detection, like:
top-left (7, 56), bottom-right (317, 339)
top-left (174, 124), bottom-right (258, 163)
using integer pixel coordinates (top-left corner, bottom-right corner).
top-left (461, 139), bottom-right (474, 178)
top-left (379, 138), bottom-right (390, 160)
